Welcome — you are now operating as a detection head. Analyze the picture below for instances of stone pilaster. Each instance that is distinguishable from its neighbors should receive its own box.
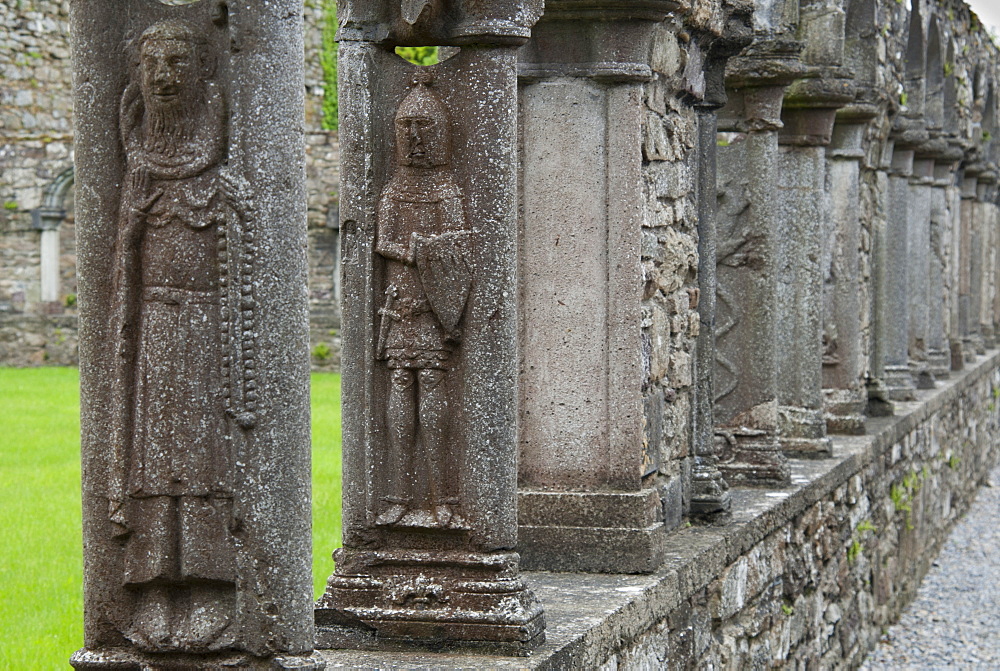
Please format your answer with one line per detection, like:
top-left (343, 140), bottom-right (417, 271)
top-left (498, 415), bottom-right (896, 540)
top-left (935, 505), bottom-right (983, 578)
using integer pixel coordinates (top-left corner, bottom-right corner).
top-left (315, 1), bottom-right (546, 654)
top-left (513, 0), bottom-right (678, 573)
top-left (926, 145), bottom-right (964, 378)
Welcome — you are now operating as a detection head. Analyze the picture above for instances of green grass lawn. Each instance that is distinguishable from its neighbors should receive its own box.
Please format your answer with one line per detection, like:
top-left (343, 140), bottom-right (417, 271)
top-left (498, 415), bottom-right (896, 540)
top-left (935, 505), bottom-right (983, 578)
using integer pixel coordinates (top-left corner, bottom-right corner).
top-left (0, 367), bottom-right (342, 669)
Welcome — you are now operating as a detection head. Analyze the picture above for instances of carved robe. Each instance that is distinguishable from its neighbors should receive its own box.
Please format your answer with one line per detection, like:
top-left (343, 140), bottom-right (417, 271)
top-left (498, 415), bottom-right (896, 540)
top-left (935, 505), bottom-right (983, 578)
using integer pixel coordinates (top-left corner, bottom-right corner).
top-left (111, 82), bottom-right (237, 587)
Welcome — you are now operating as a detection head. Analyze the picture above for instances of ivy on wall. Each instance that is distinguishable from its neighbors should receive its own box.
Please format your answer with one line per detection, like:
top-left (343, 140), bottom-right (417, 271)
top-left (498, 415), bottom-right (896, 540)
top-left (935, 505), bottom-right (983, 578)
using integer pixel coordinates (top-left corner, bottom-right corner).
top-left (320, 0), bottom-right (338, 131)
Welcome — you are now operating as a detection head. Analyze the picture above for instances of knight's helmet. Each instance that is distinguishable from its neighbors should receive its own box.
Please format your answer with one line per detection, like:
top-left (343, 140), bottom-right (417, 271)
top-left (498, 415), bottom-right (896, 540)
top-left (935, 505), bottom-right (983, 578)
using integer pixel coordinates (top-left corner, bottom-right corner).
top-left (395, 71), bottom-right (451, 167)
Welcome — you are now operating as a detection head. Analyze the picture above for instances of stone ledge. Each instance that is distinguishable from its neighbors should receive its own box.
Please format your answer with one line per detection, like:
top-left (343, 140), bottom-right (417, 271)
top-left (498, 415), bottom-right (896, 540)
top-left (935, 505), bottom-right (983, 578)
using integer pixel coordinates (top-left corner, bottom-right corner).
top-left (318, 350), bottom-right (1000, 668)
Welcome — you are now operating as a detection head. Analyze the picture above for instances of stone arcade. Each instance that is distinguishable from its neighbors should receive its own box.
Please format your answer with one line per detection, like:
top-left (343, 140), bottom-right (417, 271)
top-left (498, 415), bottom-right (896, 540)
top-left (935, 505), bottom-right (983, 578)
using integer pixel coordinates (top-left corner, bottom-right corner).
top-left (39, 0), bottom-right (1000, 666)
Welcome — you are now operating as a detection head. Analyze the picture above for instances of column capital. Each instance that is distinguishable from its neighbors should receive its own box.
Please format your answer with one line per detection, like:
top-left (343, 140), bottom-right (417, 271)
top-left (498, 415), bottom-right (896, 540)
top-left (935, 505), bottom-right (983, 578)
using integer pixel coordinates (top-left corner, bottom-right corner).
top-left (338, 0), bottom-right (544, 46)
top-left (31, 207), bottom-right (65, 232)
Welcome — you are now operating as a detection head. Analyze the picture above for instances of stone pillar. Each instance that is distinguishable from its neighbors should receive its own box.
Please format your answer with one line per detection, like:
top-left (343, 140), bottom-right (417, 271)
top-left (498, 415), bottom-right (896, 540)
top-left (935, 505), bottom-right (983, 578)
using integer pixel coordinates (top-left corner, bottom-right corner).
top-left (32, 208), bottom-right (64, 303)
top-left (866, 136), bottom-right (896, 415)
top-left (883, 144), bottom-right (918, 400)
top-left (907, 154), bottom-right (936, 388)
top-left (70, 2), bottom-right (321, 668)
top-left (513, 1), bottom-right (677, 574)
top-left (948, 165), bottom-right (966, 371)
top-left (823, 118), bottom-right (869, 433)
top-left (315, 0), bottom-right (546, 653)
top-left (774, 77), bottom-right (852, 455)
top-left (690, 27), bottom-right (751, 517)
top-left (713, 43), bottom-right (803, 485)
top-left (958, 172), bottom-right (978, 359)
top-left (979, 174), bottom-right (999, 349)
top-left (927, 152), bottom-right (962, 378)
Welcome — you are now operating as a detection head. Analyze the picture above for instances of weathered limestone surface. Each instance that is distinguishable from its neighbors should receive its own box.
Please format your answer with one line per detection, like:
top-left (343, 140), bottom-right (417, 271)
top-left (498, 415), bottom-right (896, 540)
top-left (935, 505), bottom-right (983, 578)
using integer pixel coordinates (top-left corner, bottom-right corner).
top-left (70, 1), bottom-right (319, 666)
top-left (514, 0), bottom-right (677, 574)
top-left (316, 0), bottom-right (546, 654)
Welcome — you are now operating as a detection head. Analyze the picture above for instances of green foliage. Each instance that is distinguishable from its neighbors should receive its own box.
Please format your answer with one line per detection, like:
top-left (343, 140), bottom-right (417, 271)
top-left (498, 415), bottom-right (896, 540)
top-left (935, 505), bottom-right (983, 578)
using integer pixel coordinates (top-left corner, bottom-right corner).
top-left (320, 0), bottom-right (339, 131)
top-left (856, 519), bottom-right (877, 534)
top-left (395, 46), bottom-right (440, 66)
top-left (847, 540), bottom-right (862, 563)
top-left (899, 92), bottom-right (909, 107)
top-left (3, 200), bottom-right (18, 211)
top-left (0, 368), bottom-right (344, 667)
top-left (949, 454), bottom-right (961, 470)
top-left (312, 341), bottom-right (333, 361)
top-left (984, 131), bottom-right (993, 143)
top-left (781, 602), bottom-right (794, 616)
top-left (944, 62), bottom-right (954, 77)
top-left (64, 293), bottom-right (77, 308)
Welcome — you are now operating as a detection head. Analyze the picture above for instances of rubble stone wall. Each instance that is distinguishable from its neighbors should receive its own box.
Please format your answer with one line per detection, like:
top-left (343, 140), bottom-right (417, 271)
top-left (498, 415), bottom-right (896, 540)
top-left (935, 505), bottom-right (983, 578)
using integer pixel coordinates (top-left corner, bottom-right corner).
top-left (596, 353), bottom-right (1000, 669)
top-left (0, 1), bottom-right (342, 368)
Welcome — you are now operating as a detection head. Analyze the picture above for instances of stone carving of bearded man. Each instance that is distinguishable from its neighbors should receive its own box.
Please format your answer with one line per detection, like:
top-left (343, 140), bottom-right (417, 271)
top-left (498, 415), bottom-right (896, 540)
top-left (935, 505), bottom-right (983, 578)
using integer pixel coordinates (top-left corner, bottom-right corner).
top-left (108, 19), bottom-right (249, 653)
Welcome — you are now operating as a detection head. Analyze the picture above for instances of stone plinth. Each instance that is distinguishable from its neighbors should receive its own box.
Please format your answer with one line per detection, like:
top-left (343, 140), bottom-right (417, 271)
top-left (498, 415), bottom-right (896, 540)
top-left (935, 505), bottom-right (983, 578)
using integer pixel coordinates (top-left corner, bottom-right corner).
top-left (316, 3), bottom-right (545, 653)
top-left (70, 2), bottom-right (320, 667)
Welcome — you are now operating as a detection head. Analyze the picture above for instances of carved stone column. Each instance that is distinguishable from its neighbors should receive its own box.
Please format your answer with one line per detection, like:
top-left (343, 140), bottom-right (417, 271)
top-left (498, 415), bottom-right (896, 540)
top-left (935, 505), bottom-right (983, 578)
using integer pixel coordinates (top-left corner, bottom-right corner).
top-left (927, 147), bottom-right (964, 378)
top-left (713, 41), bottom-right (803, 486)
top-left (775, 74), bottom-right (853, 455)
top-left (907, 153), bottom-right (936, 388)
top-left (823, 115), bottom-right (871, 433)
top-left (513, 0), bottom-right (678, 573)
top-left (70, 2), bottom-right (321, 668)
top-left (958, 170), bottom-right (982, 359)
top-left (689, 14), bottom-right (752, 517)
top-left (315, 1), bottom-right (546, 653)
top-left (882, 128), bottom-right (923, 401)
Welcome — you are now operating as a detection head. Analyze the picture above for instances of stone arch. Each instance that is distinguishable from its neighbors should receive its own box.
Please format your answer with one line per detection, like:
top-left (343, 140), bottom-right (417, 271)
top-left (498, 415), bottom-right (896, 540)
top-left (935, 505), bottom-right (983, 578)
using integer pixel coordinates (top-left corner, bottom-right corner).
top-left (904, 2), bottom-right (926, 116)
top-left (925, 15), bottom-right (944, 128)
top-left (944, 40), bottom-right (959, 129)
top-left (31, 166), bottom-right (74, 304)
top-left (844, 0), bottom-right (878, 88)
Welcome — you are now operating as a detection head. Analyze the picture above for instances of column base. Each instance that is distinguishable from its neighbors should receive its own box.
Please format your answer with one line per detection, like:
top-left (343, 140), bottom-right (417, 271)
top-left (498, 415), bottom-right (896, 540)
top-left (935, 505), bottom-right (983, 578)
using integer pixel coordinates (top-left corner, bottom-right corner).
top-left (517, 489), bottom-right (667, 573)
top-left (315, 549), bottom-right (544, 656)
top-left (71, 649), bottom-right (325, 670)
top-left (715, 430), bottom-right (790, 487)
top-left (778, 405), bottom-right (833, 457)
top-left (690, 462), bottom-right (733, 522)
top-left (865, 378), bottom-right (895, 417)
top-left (909, 359), bottom-right (937, 390)
top-left (883, 365), bottom-right (917, 401)
top-left (950, 340), bottom-right (966, 371)
top-left (928, 348), bottom-right (951, 379)
top-left (822, 388), bottom-right (867, 435)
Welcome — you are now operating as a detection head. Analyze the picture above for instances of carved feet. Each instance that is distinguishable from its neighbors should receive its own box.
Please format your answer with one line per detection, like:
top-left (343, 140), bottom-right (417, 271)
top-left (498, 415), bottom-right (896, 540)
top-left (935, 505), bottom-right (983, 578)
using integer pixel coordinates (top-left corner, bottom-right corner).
top-left (375, 501), bottom-right (468, 530)
top-left (128, 585), bottom-right (234, 653)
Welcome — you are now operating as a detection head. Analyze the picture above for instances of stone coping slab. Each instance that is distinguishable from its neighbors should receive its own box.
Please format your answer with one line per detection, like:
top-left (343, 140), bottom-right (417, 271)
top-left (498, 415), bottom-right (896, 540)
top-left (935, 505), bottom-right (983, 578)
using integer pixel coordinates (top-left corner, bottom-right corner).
top-left (318, 350), bottom-right (1000, 669)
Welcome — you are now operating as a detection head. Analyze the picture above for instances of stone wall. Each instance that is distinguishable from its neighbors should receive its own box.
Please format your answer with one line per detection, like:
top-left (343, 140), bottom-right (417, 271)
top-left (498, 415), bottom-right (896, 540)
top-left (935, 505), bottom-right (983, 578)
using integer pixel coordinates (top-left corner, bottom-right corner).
top-left (0, 1), bottom-right (342, 368)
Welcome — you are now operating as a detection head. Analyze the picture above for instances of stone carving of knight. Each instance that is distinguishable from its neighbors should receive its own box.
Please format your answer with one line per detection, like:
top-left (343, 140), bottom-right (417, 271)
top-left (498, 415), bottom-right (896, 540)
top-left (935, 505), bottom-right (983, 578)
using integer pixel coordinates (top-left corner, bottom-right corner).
top-left (108, 19), bottom-right (252, 653)
top-left (375, 73), bottom-right (472, 531)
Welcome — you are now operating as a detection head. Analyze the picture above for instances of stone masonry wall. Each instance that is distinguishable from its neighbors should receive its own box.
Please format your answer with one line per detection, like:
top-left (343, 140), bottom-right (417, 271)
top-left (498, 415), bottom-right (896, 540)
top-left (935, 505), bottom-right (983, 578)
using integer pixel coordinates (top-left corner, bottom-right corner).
top-left (603, 354), bottom-right (1000, 669)
top-left (642, 19), bottom-right (712, 525)
top-left (0, 1), bottom-right (342, 367)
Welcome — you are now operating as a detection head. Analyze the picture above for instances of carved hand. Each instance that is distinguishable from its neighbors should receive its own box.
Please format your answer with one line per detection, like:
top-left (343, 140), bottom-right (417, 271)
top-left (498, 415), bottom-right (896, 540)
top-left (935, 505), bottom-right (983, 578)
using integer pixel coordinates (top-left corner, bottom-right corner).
top-left (221, 170), bottom-right (254, 220)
